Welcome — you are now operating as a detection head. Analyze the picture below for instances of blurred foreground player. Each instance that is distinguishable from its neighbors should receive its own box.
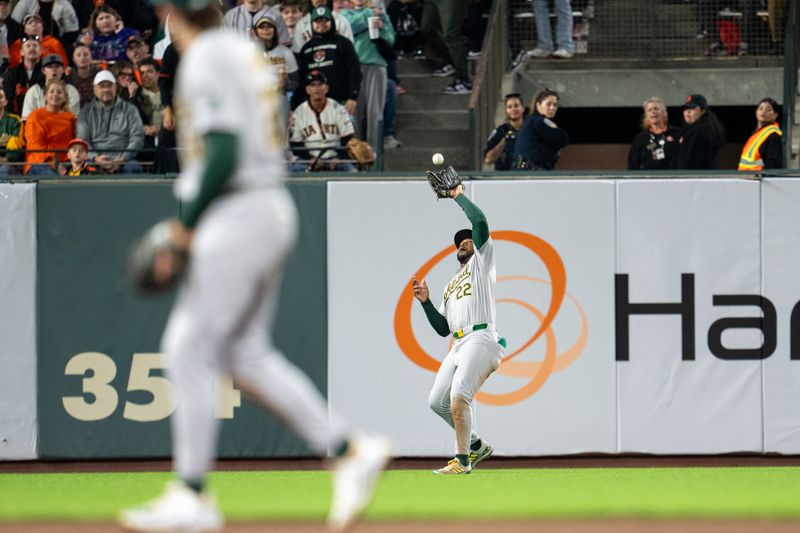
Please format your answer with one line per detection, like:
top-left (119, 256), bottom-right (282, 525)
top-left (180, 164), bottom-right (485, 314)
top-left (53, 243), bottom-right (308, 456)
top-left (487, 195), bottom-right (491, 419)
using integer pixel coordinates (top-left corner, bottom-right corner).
top-left (119, 1), bottom-right (390, 531)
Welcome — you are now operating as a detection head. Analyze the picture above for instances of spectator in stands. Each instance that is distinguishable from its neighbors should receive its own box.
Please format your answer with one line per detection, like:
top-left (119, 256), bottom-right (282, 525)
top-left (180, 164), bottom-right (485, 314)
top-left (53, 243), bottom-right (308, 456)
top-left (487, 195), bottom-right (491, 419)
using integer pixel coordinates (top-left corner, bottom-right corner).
top-left (484, 92), bottom-right (526, 170)
top-left (66, 43), bottom-right (96, 108)
top-left (293, 5), bottom-right (361, 113)
top-left (125, 34), bottom-right (151, 67)
top-left (0, 88), bottom-right (21, 174)
top-left (22, 53), bottom-right (79, 119)
top-left (280, 0), bottom-right (304, 42)
top-left (290, 70), bottom-right (357, 172)
top-left (738, 97), bottom-right (783, 171)
top-left (628, 96), bottom-right (680, 170)
top-left (0, 0), bottom-right (23, 74)
top-left (253, 13), bottom-right (298, 95)
top-left (24, 78), bottom-right (76, 175)
top-left (699, 0), bottom-right (756, 56)
top-left (225, 0), bottom-right (291, 46)
top-left (76, 70), bottom-right (144, 174)
top-left (154, 42), bottom-right (179, 174)
top-left (4, 36), bottom-right (43, 116)
top-left (138, 58), bottom-right (162, 157)
top-left (11, 0), bottom-right (79, 52)
top-left (513, 88), bottom-right (569, 170)
top-left (421, 0), bottom-right (471, 94)
top-left (465, 0), bottom-right (491, 60)
top-left (387, 0), bottom-right (424, 59)
top-left (9, 13), bottom-right (67, 68)
top-left (672, 94), bottom-right (725, 170)
top-left (342, 0), bottom-right (395, 151)
top-left (293, 0), bottom-right (353, 53)
top-left (60, 137), bottom-right (96, 175)
top-left (528, 0), bottom-right (575, 59)
top-left (73, 0), bottom-right (157, 42)
top-left (79, 6), bottom-right (141, 63)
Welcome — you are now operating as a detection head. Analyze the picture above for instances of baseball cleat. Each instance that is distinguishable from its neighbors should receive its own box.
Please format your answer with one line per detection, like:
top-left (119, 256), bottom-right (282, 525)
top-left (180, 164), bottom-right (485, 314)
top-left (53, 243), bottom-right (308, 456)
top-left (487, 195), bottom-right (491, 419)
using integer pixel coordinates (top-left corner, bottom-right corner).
top-left (118, 480), bottom-right (223, 533)
top-left (328, 433), bottom-right (392, 531)
top-left (469, 442), bottom-right (493, 469)
top-left (432, 458), bottom-right (472, 475)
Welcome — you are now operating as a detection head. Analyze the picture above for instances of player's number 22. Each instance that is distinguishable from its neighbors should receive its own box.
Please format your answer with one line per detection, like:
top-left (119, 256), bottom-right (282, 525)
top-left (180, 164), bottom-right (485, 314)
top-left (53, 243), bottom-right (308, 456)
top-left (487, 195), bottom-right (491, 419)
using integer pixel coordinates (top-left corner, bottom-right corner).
top-left (61, 352), bottom-right (242, 422)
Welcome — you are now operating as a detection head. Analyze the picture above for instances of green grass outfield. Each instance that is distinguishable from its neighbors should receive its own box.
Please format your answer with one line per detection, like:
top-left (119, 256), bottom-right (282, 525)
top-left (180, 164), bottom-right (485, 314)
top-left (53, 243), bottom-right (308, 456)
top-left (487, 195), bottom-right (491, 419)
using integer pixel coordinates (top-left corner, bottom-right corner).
top-left (1, 467), bottom-right (800, 522)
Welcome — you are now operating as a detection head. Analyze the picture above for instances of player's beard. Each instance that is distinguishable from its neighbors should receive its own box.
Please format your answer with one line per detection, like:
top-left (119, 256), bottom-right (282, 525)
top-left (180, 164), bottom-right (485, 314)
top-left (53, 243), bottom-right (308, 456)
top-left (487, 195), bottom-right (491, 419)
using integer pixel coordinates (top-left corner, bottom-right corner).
top-left (457, 248), bottom-right (473, 265)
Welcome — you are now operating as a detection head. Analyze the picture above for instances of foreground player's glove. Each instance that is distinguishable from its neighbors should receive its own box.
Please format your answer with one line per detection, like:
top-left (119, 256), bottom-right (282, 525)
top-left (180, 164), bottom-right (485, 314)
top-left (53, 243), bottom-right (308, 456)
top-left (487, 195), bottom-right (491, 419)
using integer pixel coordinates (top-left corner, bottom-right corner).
top-left (128, 221), bottom-right (188, 294)
top-left (425, 165), bottom-right (463, 199)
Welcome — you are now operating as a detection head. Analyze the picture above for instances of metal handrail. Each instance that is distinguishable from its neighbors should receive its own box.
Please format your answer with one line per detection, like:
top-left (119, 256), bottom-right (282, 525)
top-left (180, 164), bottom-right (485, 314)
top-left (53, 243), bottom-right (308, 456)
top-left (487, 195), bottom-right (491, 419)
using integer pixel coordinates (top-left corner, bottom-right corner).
top-left (468, 0), bottom-right (508, 171)
top-left (783, 0), bottom-right (799, 168)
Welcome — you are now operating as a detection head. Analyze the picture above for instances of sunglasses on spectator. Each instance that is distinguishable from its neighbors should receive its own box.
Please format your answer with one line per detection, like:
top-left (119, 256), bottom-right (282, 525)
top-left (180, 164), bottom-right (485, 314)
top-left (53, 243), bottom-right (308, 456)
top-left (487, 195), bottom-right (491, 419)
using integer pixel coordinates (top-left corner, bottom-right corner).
top-left (22, 35), bottom-right (41, 42)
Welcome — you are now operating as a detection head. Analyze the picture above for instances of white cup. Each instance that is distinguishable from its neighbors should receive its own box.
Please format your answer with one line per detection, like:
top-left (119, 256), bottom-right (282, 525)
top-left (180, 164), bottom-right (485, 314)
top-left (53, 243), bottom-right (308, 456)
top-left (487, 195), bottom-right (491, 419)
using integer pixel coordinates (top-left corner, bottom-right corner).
top-left (368, 16), bottom-right (380, 39)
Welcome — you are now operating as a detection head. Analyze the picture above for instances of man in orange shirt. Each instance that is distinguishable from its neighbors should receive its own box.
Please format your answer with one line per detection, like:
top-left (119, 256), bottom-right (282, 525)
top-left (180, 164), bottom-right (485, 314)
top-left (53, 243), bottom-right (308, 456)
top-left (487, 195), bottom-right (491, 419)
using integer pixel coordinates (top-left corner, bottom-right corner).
top-left (8, 13), bottom-right (67, 68)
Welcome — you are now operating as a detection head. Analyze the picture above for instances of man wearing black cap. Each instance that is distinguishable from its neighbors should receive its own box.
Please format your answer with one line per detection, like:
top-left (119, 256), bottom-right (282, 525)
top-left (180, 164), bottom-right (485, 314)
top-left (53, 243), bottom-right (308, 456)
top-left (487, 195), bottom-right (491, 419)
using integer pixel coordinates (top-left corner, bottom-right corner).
top-left (411, 176), bottom-right (502, 475)
top-left (289, 69), bottom-right (356, 172)
top-left (292, 4), bottom-right (361, 114)
top-left (21, 52), bottom-right (78, 119)
top-left (673, 93), bottom-right (726, 170)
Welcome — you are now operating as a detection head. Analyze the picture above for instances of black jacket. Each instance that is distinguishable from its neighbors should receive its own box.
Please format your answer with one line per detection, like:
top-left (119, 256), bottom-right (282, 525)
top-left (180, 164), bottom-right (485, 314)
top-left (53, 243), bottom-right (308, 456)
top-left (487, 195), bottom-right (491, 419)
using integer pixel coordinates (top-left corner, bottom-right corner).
top-left (292, 29), bottom-right (361, 110)
top-left (3, 61), bottom-right (43, 116)
top-left (513, 114), bottom-right (569, 170)
top-left (484, 123), bottom-right (520, 171)
top-left (628, 126), bottom-right (680, 170)
top-left (672, 119), bottom-right (721, 170)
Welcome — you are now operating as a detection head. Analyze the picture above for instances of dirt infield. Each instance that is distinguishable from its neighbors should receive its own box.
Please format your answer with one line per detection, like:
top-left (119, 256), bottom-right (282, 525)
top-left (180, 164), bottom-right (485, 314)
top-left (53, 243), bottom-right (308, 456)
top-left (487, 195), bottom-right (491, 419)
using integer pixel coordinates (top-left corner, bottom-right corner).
top-left (3, 456), bottom-right (800, 532)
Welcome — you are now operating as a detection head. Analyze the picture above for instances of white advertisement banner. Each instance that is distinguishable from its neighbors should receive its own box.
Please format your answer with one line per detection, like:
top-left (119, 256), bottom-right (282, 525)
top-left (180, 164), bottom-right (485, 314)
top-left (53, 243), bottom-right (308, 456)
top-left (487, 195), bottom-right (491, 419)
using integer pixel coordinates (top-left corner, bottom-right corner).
top-left (328, 180), bottom-right (614, 456)
top-left (329, 178), bottom-right (800, 456)
top-left (0, 183), bottom-right (38, 460)
top-left (762, 178), bottom-right (800, 453)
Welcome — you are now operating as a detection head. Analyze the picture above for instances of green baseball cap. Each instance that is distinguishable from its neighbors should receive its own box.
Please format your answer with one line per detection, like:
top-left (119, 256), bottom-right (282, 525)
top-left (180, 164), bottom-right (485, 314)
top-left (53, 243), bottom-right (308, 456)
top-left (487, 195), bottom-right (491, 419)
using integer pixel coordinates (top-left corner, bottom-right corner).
top-left (148, 0), bottom-right (213, 9)
top-left (311, 5), bottom-right (333, 21)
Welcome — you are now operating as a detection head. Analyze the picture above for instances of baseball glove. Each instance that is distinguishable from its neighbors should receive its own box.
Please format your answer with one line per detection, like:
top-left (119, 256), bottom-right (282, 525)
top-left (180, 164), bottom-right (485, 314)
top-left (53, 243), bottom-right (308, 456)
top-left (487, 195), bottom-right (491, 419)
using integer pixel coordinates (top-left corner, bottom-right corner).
top-left (128, 221), bottom-right (188, 294)
top-left (425, 165), bottom-right (463, 199)
top-left (347, 137), bottom-right (376, 166)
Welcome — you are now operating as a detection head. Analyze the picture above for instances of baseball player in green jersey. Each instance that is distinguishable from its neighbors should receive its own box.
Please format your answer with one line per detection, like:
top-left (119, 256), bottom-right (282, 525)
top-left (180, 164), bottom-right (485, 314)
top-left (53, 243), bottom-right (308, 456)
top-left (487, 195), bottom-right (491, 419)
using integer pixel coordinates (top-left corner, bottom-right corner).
top-left (412, 183), bottom-right (503, 474)
top-left (119, 1), bottom-right (389, 531)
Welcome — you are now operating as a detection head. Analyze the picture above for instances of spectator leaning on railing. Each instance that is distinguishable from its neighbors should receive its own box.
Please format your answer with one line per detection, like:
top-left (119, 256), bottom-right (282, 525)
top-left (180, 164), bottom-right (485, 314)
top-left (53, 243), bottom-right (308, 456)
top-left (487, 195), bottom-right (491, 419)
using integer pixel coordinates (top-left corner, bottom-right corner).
top-left (60, 137), bottom-right (97, 175)
top-left (76, 69), bottom-right (144, 174)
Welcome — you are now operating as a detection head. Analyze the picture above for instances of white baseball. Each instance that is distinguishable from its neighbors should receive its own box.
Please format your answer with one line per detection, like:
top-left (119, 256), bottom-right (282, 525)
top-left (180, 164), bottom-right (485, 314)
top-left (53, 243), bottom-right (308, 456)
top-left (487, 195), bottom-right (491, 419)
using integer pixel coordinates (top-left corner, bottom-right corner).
top-left (432, 153), bottom-right (444, 165)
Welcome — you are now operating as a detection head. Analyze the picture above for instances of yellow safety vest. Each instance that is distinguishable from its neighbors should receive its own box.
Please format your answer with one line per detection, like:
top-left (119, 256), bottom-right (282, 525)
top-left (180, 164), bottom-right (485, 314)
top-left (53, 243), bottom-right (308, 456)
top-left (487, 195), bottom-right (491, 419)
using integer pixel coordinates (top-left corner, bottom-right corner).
top-left (738, 123), bottom-right (782, 171)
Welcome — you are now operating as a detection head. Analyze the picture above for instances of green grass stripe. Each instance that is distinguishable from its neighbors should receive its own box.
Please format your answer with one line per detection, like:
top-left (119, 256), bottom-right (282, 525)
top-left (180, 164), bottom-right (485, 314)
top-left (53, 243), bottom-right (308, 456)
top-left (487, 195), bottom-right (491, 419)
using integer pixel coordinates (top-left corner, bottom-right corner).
top-left (1, 467), bottom-right (800, 521)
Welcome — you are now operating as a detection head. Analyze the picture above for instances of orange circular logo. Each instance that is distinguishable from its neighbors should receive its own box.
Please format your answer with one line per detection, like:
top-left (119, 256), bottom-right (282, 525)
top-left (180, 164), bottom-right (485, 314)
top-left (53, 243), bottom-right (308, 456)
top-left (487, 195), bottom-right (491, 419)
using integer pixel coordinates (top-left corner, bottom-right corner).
top-left (393, 230), bottom-right (588, 406)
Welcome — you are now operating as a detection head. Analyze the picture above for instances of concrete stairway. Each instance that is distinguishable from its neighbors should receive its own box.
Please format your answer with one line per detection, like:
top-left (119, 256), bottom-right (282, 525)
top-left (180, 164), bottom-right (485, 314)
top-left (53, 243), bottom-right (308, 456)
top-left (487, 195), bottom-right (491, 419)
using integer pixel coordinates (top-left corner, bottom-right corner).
top-left (383, 57), bottom-right (472, 172)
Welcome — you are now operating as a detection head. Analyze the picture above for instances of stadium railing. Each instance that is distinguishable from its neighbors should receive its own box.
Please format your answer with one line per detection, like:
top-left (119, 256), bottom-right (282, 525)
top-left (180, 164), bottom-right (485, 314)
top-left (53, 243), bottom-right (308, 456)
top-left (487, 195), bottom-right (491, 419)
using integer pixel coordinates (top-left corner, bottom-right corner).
top-left (468, 0), bottom-right (508, 171)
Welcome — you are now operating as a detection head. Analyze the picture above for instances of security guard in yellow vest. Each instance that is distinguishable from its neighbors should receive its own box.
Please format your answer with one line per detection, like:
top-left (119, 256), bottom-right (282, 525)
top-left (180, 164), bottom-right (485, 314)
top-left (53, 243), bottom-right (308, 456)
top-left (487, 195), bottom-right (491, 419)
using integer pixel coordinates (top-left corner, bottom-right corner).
top-left (739, 97), bottom-right (783, 171)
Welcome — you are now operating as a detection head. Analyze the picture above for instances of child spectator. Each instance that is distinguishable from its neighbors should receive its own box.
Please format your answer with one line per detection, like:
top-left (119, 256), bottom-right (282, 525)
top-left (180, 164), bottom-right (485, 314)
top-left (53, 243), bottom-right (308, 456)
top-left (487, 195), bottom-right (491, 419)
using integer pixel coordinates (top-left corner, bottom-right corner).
top-left (72, 0), bottom-right (157, 42)
top-left (79, 6), bottom-right (140, 63)
top-left (60, 137), bottom-right (96, 175)
top-left (66, 43), bottom-right (97, 108)
top-left (8, 13), bottom-right (67, 68)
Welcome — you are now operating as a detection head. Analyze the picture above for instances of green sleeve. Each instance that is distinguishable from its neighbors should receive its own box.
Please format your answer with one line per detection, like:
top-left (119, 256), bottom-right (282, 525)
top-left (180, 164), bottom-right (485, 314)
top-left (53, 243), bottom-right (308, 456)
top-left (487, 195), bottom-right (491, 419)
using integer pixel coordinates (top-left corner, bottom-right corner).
top-left (180, 131), bottom-right (238, 228)
top-left (454, 194), bottom-right (489, 249)
top-left (421, 299), bottom-right (451, 337)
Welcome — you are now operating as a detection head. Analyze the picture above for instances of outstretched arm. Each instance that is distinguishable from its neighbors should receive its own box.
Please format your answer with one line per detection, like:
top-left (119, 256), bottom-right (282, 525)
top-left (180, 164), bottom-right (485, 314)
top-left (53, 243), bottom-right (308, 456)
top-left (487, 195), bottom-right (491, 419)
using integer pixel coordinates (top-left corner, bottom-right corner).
top-left (412, 277), bottom-right (450, 337)
top-left (450, 185), bottom-right (489, 249)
